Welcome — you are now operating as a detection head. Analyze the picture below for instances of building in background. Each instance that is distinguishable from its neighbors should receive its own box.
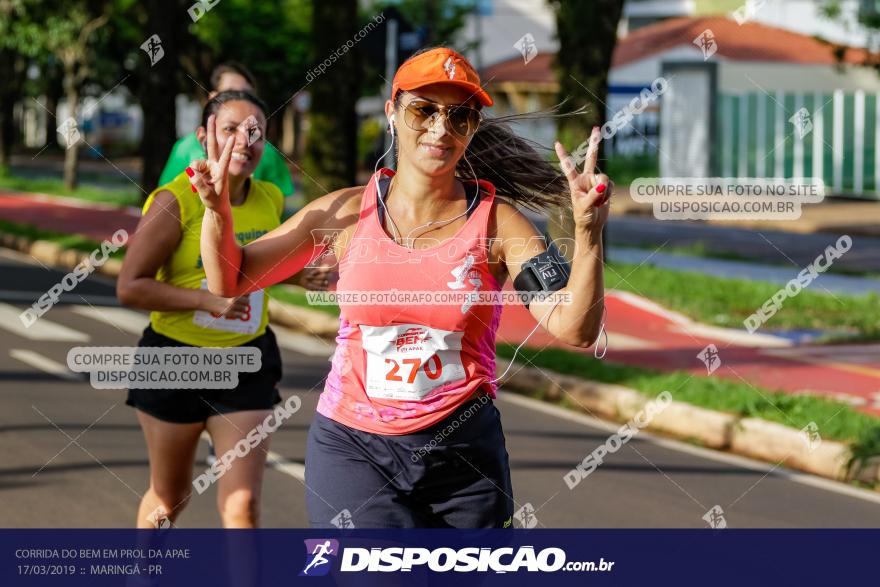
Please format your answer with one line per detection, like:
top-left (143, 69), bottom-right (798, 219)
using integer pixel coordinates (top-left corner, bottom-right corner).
top-left (15, 0), bottom-right (880, 198)
top-left (482, 9), bottom-right (880, 200)
top-left (619, 0), bottom-right (696, 34)
top-left (617, 16), bottom-right (880, 199)
top-left (462, 0), bottom-right (556, 70)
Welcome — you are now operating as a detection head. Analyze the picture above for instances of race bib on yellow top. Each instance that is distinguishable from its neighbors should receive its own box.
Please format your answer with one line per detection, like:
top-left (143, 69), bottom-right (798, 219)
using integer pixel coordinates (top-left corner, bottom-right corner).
top-left (360, 324), bottom-right (465, 400)
top-left (192, 279), bottom-right (264, 335)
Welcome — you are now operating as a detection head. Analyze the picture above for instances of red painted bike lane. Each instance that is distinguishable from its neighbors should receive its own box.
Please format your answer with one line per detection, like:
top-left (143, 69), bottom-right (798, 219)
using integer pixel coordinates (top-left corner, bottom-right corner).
top-left (0, 192), bottom-right (140, 241)
top-left (3, 190), bottom-right (878, 417)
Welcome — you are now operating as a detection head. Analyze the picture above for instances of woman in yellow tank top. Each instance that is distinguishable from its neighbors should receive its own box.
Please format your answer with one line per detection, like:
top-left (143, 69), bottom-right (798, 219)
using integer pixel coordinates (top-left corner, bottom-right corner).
top-left (117, 91), bottom-right (291, 528)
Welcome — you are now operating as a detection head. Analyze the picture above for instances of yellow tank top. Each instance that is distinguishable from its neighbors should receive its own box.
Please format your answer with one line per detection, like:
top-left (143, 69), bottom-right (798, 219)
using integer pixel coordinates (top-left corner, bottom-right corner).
top-left (143, 171), bottom-right (283, 347)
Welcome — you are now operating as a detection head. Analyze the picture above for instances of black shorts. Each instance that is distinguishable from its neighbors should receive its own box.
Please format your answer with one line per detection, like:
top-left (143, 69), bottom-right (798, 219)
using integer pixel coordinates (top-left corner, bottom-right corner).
top-left (305, 395), bottom-right (514, 529)
top-left (125, 325), bottom-right (282, 424)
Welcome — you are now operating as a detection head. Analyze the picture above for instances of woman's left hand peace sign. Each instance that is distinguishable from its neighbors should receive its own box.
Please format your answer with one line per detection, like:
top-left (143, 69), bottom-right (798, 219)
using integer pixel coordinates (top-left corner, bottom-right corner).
top-left (555, 126), bottom-right (613, 234)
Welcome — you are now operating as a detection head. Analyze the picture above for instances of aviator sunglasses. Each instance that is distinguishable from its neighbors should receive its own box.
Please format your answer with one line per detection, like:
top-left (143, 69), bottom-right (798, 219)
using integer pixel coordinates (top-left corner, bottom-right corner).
top-left (400, 93), bottom-right (483, 137)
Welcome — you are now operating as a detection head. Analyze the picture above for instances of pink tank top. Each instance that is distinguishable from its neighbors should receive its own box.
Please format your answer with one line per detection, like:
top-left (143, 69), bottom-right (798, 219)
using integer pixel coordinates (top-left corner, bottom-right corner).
top-left (316, 168), bottom-right (502, 435)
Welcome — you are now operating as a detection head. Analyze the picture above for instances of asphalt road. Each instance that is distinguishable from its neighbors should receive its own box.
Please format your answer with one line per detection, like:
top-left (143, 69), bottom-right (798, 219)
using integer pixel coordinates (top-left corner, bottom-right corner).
top-left (1, 248), bottom-right (879, 528)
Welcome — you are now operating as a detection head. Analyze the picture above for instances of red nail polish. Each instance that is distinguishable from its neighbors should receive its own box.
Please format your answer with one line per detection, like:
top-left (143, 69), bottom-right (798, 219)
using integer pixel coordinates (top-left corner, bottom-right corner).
top-left (185, 167), bottom-right (194, 177)
top-left (596, 183), bottom-right (607, 194)
top-left (190, 184), bottom-right (197, 193)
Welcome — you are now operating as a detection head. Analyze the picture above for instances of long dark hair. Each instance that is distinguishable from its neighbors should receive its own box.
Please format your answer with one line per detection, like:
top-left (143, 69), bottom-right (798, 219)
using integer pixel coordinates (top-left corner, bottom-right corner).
top-left (393, 48), bottom-right (574, 212)
top-left (201, 90), bottom-right (268, 128)
top-left (460, 111), bottom-right (574, 212)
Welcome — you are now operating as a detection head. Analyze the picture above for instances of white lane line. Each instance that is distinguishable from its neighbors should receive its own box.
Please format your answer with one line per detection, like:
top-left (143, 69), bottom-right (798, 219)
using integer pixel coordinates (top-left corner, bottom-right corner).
top-left (0, 290), bottom-right (119, 305)
top-left (71, 305), bottom-right (149, 336)
top-left (0, 303), bottom-right (89, 342)
top-left (266, 451), bottom-right (306, 481)
top-left (497, 391), bottom-right (880, 506)
top-left (10, 349), bottom-right (79, 381)
top-left (605, 331), bottom-right (658, 350)
top-left (197, 433), bottom-right (305, 482)
top-left (272, 325), bottom-right (335, 357)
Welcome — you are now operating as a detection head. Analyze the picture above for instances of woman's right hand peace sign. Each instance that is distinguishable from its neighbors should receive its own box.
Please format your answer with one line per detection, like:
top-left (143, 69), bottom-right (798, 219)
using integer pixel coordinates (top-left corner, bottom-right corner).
top-left (186, 114), bottom-right (238, 212)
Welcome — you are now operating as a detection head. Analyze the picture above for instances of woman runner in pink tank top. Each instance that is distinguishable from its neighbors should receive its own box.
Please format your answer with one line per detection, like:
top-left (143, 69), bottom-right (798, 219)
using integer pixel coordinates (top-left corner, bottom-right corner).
top-left (192, 47), bottom-right (612, 528)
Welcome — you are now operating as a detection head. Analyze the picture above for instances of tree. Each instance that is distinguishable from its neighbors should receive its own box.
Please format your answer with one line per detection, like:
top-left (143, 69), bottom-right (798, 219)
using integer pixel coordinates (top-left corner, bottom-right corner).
top-left (135, 0), bottom-right (192, 192)
top-left (81, 0), bottom-right (204, 195)
top-left (301, 0), bottom-right (361, 198)
top-left (190, 0), bottom-right (311, 147)
top-left (818, 1), bottom-right (880, 71)
top-left (6, 0), bottom-right (111, 189)
top-left (547, 0), bottom-right (625, 256)
top-left (0, 1), bottom-right (35, 168)
top-left (53, 7), bottom-right (109, 190)
top-left (0, 48), bottom-right (26, 169)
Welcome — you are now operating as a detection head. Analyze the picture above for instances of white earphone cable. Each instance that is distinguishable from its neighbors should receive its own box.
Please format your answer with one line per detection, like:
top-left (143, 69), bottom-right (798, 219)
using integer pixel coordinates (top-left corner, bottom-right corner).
top-left (489, 298), bottom-right (562, 384)
top-left (375, 118), bottom-right (480, 248)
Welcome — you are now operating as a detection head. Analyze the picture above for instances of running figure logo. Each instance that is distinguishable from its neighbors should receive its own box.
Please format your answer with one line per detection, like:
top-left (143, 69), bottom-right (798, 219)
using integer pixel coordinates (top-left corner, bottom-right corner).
top-left (702, 505), bottom-right (727, 529)
top-left (697, 344), bottom-right (721, 374)
top-left (331, 509), bottom-right (355, 529)
top-left (447, 254), bottom-right (482, 314)
top-left (692, 29), bottom-right (717, 61)
top-left (447, 255), bottom-right (474, 290)
top-left (513, 33), bottom-right (538, 65)
top-left (299, 539), bottom-right (340, 577)
top-left (56, 118), bottom-right (80, 150)
top-left (139, 34), bottom-right (165, 66)
top-left (240, 114), bottom-right (262, 147)
top-left (789, 107), bottom-right (813, 139)
top-left (514, 502), bottom-right (538, 528)
top-left (443, 56), bottom-right (456, 80)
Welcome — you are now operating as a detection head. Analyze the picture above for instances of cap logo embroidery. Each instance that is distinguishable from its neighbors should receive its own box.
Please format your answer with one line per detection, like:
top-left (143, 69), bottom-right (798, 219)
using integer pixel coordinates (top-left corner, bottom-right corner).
top-left (443, 56), bottom-right (456, 80)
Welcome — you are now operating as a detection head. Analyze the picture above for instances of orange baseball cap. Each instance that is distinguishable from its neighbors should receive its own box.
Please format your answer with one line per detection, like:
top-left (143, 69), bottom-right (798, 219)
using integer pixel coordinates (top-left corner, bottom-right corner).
top-left (392, 47), bottom-right (493, 107)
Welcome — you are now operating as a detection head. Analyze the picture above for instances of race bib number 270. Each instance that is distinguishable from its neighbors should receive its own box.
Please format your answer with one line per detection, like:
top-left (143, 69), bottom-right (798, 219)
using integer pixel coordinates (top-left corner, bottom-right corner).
top-left (360, 324), bottom-right (465, 401)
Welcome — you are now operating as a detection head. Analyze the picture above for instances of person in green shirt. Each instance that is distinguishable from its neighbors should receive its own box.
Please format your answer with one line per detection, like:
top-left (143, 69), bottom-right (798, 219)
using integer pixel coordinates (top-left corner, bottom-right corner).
top-left (159, 62), bottom-right (295, 196)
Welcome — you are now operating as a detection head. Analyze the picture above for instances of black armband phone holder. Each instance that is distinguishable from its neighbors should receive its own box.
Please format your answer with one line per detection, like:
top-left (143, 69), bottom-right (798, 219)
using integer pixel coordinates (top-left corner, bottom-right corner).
top-left (513, 244), bottom-right (571, 307)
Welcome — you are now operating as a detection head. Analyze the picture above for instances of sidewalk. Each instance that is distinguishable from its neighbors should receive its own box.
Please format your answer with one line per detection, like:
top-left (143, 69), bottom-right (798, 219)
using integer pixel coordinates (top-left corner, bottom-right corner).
top-left (2, 189), bottom-right (879, 417)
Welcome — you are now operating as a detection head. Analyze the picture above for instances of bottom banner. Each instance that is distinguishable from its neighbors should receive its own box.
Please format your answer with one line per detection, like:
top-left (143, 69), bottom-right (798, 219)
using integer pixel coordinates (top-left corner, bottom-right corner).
top-left (1, 529), bottom-right (874, 586)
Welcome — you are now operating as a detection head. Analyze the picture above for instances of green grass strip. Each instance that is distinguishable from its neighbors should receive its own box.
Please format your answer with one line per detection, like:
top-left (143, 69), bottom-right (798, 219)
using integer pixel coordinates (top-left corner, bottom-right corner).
top-left (0, 170), bottom-right (140, 207)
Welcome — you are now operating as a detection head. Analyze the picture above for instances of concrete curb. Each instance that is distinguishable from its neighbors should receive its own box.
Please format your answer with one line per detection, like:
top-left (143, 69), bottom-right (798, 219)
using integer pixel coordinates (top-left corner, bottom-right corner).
top-left (2, 229), bottom-right (877, 488)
